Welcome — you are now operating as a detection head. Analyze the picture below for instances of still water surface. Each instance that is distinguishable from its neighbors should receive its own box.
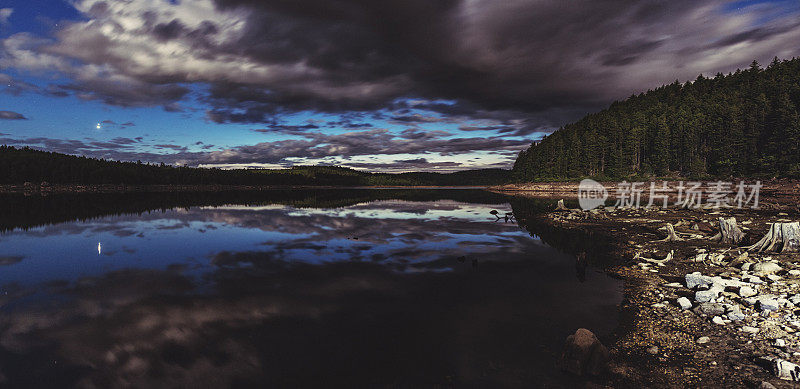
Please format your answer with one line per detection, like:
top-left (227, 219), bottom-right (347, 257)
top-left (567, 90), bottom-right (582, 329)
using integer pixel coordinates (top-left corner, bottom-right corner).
top-left (0, 190), bottom-right (621, 388)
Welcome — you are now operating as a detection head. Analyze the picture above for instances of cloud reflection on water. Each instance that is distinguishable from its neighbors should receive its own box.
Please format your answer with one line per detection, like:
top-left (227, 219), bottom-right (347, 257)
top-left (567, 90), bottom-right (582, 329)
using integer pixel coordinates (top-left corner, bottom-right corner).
top-left (0, 195), bottom-right (621, 387)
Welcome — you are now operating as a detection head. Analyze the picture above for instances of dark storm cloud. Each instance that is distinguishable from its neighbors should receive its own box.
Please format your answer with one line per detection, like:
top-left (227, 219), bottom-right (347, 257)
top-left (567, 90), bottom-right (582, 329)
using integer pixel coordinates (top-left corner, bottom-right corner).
top-left (253, 124), bottom-right (319, 135)
top-left (398, 128), bottom-right (451, 140)
top-left (3, 0), bottom-right (799, 130)
top-left (389, 114), bottom-right (453, 124)
top-left (325, 120), bottom-right (373, 129)
top-left (0, 110), bottom-right (26, 120)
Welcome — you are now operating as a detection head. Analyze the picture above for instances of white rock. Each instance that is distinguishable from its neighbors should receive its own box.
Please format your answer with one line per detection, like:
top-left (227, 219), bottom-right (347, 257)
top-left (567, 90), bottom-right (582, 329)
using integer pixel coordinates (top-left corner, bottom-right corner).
top-left (771, 358), bottom-right (800, 381)
top-left (740, 286), bottom-right (758, 297)
top-left (789, 269), bottom-right (800, 277)
top-left (712, 316), bottom-right (726, 325)
top-left (728, 306), bottom-right (746, 321)
top-left (776, 339), bottom-right (787, 347)
top-left (745, 275), bottom-right (764, 284)
top-left (760, 299), bottom-right (780, 312)
top-left (753, 262), bottom-right (783, 276)
top-left (677, 297), bottom-right (692, 310)
top-left (742, 326), bottom-right (760, 334)
top-left (696, 336), bottom-right (710, 344)
top-left (686, 272), bottom-right (713, 289)
top-left (743, 297), bottom-right (759, 307)
top-left (696, 287), bottom-right (723, 303)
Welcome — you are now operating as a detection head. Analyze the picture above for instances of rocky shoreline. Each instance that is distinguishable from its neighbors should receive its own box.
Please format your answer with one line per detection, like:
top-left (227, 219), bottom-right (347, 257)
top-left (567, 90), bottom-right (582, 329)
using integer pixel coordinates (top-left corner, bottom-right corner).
top-left (502, 191), bottom-right (800, 388)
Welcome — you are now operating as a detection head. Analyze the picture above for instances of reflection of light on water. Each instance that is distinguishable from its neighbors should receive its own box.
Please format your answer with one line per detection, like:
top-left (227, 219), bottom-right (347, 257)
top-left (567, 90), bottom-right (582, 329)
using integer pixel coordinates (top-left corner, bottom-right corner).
top-left (97, 242), bottom-right (102, 255)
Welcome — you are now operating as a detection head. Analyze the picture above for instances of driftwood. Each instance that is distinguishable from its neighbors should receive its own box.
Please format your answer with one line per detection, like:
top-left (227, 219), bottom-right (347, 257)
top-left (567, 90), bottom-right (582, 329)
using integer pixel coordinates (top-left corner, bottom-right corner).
top-left (710, 217), bottom-right (745, 244)
top-left (635, 250), bottom-right (674, 266)
top-left (747, 222), bottom-right (800, 253)
top-left (658, 223), bottom-right (683, 242)
top-left (556, 199), bottom-right (570, 211)
top-left (728, 251), bottom-right (751, 267)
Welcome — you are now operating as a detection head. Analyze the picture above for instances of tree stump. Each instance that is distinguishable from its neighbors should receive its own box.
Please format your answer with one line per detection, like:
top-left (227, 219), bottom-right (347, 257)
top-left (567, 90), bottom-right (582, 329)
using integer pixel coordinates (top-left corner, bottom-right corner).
top-left (711, 217), bottom-right (745, 244)
top-left (659, 223), bottom-right (682, 242)
top-left (747, 222), bottom-right (800, 253)
top-left (556, 199), bottom-right (569, 211)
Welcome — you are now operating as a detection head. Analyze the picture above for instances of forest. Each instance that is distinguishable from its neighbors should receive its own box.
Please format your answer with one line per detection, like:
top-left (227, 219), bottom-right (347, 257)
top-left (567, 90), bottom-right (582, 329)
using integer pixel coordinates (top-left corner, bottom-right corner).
top-left (513, 57), bottom-right (800, 181)
top-left (0, 145), bottom-right (509, 186)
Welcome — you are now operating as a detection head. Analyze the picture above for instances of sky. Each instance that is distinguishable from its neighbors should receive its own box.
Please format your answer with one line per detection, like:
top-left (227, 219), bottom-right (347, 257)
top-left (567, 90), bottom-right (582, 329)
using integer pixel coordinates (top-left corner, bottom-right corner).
top-left (1, 0), bottom-right (800, 172)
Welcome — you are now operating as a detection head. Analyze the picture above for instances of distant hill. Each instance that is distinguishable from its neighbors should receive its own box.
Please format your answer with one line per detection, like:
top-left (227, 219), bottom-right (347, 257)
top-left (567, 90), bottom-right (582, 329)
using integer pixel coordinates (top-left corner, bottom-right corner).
top-left (0, 145), bottom-right (510, 186)
top-left (513, 57), bottom-right (800, 181)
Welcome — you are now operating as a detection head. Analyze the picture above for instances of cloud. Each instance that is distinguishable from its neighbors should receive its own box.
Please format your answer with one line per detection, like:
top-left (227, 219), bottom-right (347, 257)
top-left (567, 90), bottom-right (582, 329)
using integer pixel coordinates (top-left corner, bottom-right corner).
top-left (389, 114), bottom-right (453, 124)
top-left (252, 124), bottom-right (319, 135)
top-left (200, 129), bottom-right (530, 166)
top-left (0, 136), bottom-right (202, 165)
top-left (1, 0), bottom-right (798, 129)
top-left (343, 158), bottom-right (463, 172)
top-left (97, 119), bottom-right (137, 129)
top-left (0, 199), bottom-right (624, 387)
top-left (0, 8), bottom-right (11, 25)
top-left (0, 110), bottom-right (27, 120)
top-left (0, 126), bottom-right (528, 169)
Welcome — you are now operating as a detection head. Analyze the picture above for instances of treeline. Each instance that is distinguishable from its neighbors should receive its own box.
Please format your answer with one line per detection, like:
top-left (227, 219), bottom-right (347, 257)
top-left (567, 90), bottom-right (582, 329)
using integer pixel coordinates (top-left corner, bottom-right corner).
top-left (513, 57), bottom-right (800, 181)
top-left (0, 146), bottom-right (509, 186)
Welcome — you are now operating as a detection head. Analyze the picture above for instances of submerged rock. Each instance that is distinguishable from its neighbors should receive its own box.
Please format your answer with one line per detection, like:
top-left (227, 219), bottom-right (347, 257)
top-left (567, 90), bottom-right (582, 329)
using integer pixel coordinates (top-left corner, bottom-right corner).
top-left (558, 328), bottom-right (609, 376)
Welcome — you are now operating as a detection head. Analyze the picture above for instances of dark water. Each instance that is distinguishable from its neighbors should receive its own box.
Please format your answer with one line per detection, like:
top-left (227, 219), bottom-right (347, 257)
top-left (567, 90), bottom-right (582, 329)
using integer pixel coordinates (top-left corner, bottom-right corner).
top-left (0, 190), bottom-right (622, 388)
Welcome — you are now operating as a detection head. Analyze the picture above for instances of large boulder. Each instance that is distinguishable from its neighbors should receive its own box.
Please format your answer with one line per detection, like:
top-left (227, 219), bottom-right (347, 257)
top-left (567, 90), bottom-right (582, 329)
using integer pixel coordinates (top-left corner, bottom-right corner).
top-left (558, 328), bottom-right (609, 376)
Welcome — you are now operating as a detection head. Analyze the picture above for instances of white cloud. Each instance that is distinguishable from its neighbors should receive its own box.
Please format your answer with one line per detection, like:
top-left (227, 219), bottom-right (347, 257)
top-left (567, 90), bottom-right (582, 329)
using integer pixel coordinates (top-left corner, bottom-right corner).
top-left (0, 8), bottom-right (12, 25)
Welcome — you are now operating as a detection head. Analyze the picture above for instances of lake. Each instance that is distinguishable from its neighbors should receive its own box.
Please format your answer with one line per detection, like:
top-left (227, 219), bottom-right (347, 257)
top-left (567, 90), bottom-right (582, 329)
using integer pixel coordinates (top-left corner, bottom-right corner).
top-left (0, 189), bottom-right (622, 388)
